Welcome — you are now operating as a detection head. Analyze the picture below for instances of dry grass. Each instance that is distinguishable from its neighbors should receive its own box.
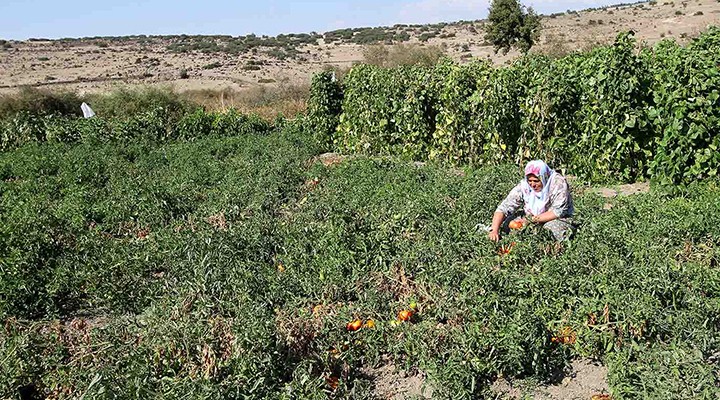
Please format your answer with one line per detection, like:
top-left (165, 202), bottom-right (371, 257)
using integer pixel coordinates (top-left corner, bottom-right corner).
top-left (0, 83), bottom-right (308, 121)
top-left (183, 81), bottom-right (308, 119)
top-left (362, 43), bottom-right (447, 67)
top-left (538, 33), bottom-right (573, 59)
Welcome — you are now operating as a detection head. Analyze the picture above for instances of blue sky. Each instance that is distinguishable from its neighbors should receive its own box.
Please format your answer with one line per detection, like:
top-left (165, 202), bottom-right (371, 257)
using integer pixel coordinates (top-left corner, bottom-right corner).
top-left (2, 0), bottom-right (627, 40)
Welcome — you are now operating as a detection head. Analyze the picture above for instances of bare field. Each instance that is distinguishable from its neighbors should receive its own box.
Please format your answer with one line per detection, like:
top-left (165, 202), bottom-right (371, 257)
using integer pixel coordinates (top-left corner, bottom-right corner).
top-left (1, 0), bottom-right (718, 98)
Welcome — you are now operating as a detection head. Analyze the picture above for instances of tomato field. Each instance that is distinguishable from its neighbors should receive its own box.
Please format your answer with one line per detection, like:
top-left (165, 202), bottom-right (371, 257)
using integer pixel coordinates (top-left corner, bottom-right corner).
top-left (2, 28), bottom-right (720, 399)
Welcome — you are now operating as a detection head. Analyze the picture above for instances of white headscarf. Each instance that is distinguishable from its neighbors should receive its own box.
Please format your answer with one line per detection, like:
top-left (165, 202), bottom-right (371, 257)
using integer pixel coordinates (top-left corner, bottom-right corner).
top-left (521, 160), bottom-right (555, 215)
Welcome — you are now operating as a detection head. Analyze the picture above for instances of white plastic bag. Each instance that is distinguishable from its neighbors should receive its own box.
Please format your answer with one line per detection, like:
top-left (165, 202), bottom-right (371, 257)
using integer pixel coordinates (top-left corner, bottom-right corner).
top-left (475, 223), bottom-right (492, 232)
top-left (81, 102), bottom-right (95, 118)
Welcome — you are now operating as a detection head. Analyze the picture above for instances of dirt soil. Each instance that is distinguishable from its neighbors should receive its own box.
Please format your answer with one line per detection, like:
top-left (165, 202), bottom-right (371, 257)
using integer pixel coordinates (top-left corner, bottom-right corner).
top-left (363, 358), bottom-right (608, 399)
top-left (491, 359), bottom-right (610, 400)
top-left (588, 181), bottom-right (651, 210)
top-left (592, 182), bottom-right (651, 199)
top-left (1, 0), bottom-right (718, 97)
top-left (363, 362), bottom-right (434, 399)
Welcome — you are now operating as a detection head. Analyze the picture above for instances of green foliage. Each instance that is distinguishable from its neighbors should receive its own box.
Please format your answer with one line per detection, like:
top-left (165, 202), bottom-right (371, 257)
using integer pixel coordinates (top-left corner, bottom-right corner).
top-left (0, 87), bottom-right (197, 131)
top-left (0, 107), bottom-right (272, 151)
top-left (211, 109), bottom-right (271, 137)
top-left (485, 0), bottom-right (541, 54)
top-left (166, 32), bottom-right (321, 57)
top-left (306, 71), bottom-right (343, 151)
top-left (0, 131), bottom-right (317, 398)
top-left (335, 63), bottom-right (439, 159)
top-left (314, 26), bottom-right (720, 184)
top-left (608, 343), bottom-right (719, 399)
top-left (645, 28), bottom-right (720, 185)
top-left (431, 59), bottom-right (525, 166)
top-left (324, 26), bottom-right (412, 45)
top-left (2, 126), bottom-right (719, 397)
top-left (567, 32), bottom-right (653, 182)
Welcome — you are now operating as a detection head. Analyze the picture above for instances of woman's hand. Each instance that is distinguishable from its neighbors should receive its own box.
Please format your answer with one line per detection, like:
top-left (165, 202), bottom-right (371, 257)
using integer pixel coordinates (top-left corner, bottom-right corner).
top-left (488, 212), bottom-right (505, 242)
top-left (529, 210), bottom-right (557, 224)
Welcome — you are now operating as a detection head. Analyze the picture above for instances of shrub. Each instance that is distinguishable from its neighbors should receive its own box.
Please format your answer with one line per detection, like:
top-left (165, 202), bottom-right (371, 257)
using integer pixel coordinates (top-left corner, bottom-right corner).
top-left (202, 61), bottom-right (222, 69)
top-left (0, 87), bottom-right (83, 118)
top-left (85, 86), bottom-right (193, 121)
top-left (306, 70), bottom-right (343, 151)
top-left (174, 108), bottom-right (215, 140)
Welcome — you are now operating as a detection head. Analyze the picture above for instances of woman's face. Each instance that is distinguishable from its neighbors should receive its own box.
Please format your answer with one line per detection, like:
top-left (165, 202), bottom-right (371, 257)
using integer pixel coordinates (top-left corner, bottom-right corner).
top-left (527, 174), bottom-right (543, 192)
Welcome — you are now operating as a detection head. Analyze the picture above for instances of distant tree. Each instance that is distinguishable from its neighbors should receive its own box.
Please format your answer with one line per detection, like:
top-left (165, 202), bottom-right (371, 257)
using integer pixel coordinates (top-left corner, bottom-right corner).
top-left (484, 0), bottom-right (541, 54)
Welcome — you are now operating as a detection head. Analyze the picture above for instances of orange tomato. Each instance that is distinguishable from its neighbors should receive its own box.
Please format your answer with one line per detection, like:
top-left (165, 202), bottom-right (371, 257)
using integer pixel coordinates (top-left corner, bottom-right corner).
top-left (346, 319), bottom-right (362, 331)
top-left (508, 219), bottom-right (524, 230)
top-left (398, 310), bottom-right (414, 322)
top-left (326, 375), bottom-right (339, 390)
top-left (591, 395), bottom-right (612, 400)
top-left (306, 177), bottom-right (320, 188)
top-left (364, 319), bottom-right (376, 329)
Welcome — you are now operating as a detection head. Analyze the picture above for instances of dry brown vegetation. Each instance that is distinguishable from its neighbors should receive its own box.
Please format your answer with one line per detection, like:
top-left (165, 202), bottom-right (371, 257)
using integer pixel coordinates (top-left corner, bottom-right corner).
top-left (181, 81), bottom-right (309, 119)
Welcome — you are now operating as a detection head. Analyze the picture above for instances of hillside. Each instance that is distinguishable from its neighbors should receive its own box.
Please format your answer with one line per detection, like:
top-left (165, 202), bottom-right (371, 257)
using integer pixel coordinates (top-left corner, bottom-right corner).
top-left (0, 0), bottom-right (718, 97)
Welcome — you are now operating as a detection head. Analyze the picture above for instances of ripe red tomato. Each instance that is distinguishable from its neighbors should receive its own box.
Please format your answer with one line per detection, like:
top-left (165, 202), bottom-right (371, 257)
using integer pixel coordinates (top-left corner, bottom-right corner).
top-left (326, 376), bottom-right (339, 390)
top-left (398, 310), bottom-right (413, 321)
top-left (346, 319), bottom-right (362, 331)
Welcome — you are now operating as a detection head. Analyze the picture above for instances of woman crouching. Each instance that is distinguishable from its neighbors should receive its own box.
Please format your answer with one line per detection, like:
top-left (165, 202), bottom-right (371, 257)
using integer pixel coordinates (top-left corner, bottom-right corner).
top-left (489, 160), bottom-right (574, 242)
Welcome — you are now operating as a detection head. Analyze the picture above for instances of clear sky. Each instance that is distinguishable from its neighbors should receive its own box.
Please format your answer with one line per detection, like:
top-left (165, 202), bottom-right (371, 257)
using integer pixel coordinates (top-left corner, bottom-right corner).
top-left (1, 0), bottom-right (628, 40)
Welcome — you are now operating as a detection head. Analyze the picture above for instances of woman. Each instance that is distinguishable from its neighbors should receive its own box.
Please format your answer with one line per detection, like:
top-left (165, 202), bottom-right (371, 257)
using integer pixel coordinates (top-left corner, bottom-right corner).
top-left (488, 160), bottom-right (574, 242)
